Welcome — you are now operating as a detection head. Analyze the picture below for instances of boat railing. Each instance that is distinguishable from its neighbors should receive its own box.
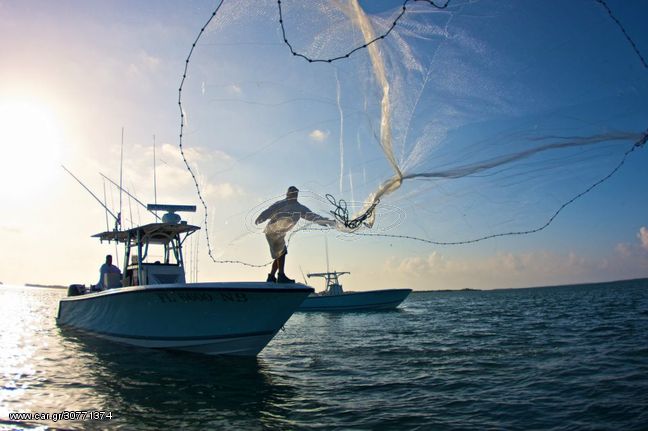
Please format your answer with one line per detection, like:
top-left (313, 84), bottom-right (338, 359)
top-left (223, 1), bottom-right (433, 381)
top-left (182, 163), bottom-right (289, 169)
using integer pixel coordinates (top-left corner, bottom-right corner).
top-left (307, 271), bottom-right (350, 295)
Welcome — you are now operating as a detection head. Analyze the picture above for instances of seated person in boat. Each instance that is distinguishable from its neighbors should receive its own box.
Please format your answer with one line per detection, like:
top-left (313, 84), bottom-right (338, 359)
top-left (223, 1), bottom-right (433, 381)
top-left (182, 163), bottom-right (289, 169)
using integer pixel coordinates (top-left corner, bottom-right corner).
top-left (93, 254), bottom-right (122, 291)
top-left (255, 186), bottom-right (335, 283)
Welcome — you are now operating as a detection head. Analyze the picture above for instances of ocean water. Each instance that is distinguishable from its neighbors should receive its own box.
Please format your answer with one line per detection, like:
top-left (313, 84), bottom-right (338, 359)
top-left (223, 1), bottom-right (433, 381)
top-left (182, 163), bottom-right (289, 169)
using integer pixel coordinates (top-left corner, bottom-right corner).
top-left (1, 280), bottom-right (647, 430)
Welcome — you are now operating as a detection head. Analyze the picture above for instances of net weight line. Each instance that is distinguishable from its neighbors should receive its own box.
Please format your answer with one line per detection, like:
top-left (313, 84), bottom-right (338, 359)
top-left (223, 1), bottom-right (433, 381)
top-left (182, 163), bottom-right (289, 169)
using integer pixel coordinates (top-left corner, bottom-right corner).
top-left (277, 0), bottom-right (449, 64)
top-left (595, 0), bottom-right (648, 69)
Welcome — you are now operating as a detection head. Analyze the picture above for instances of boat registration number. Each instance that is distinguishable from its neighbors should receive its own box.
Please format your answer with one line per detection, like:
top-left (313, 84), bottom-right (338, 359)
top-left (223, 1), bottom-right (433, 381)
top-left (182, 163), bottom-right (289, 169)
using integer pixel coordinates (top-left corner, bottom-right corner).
top-left (156, 291), bottom-right (248, 303)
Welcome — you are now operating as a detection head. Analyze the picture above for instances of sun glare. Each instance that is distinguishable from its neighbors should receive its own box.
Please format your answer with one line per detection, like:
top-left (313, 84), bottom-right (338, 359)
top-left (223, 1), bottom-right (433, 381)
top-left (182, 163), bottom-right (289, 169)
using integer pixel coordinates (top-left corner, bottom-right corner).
top-left (0, 99), bottom-right (63, 200)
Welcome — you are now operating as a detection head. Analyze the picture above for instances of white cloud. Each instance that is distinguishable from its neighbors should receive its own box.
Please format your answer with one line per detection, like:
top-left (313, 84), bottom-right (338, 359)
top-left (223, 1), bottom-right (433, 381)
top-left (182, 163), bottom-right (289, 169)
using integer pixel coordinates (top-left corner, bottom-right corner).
top-left (378, 242), bottom-right (648, 291)
top-left (202, 182), bottom-right (243, 200)
top-left (638, 226), bottom-right (648, 250)
top-left (227, 84), bottom-right (242, 94)
top-left (615, 243), bottom-right (632, 257)
top-left (309, 129), bottom-right (329, 142)
top-left (615, 227), bottom-right (648, 258)
top-left (385, 250), bottom-right (606, 290)
top-left (174, 144), bottom-right (233, 165)
top-left (89, 142), bottom-right (238, 213)
top-left (127, 51), bottom-right (161, 77)
top-left (393, 251), bottom-right (537, 278)
top-left (139, 51), bottom-right (160, 70)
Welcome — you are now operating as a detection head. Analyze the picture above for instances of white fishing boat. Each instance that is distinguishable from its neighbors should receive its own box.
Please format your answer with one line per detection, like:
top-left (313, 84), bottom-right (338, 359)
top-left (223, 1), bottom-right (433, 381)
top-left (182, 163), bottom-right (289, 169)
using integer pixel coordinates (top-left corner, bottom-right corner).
top-left (298, 271), bottom-right (411, 311)
top-left (57, 204), bottom-right (313, 356)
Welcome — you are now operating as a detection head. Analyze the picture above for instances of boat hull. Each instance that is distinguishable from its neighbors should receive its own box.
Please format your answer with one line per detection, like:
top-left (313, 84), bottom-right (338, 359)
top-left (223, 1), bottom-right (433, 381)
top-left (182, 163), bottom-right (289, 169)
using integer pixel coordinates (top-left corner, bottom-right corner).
top-left (57, 282), bottom-right (313, 356)
top-left (297, 288), bottom-right (412, 311)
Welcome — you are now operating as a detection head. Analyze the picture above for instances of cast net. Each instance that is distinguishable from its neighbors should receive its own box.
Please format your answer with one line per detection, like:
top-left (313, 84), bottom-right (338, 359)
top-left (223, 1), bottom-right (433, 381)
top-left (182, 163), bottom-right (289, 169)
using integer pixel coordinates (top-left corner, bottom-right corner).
top-left (176, 0), bottom-right (647, 265)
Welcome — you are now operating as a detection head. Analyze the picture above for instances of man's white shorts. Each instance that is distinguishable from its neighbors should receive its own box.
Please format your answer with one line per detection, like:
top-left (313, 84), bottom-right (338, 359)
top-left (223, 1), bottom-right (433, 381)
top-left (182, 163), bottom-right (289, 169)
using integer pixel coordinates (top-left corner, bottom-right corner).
top-left (266, 232), bottom-right (288, 259)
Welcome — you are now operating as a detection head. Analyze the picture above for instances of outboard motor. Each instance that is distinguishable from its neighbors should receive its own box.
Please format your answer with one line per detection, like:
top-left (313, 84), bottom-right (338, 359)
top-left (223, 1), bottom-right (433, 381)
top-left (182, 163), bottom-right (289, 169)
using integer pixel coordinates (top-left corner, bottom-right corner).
top-left (67, 284), bottom-right (86, 296)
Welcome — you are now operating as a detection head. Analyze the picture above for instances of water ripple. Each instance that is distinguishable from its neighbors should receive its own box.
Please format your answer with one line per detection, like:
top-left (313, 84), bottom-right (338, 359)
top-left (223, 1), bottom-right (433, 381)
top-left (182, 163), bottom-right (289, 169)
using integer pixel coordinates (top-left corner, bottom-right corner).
top-left (1, 281), bottom-right (648, 430)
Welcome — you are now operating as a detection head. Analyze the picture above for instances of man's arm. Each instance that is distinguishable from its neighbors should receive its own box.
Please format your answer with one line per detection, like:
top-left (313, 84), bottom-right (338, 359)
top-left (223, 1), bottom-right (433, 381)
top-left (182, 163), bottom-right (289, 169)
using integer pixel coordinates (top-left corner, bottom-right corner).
top-left (97, 264), bottom-right (106, 286)
top-left (255, 201), bottom-right (281, 224)
top-left (300, 205), bottom-right (336, 227)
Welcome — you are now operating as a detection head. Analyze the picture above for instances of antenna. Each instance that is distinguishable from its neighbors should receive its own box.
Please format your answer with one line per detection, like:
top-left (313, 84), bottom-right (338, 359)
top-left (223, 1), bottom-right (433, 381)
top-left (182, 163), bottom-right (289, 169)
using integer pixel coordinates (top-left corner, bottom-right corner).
top-left (119, 127), bottom-right (124, 229)
top-left (153, 134), bottom-right (158, 208)
top-left (194, 233), bottom-right (199, 282)
top-left (325, 234), bottom-right (330, 274)
top-left (107, 180), bottom-right (119, 264)
top-left (187, 234), bottom-right (193, 282)
top-left (102, 177), bottom-right (109, 232)
top-left (128, 190), bottom-right (134, 229)
top-left (132, 182), bottom-right (142, 225)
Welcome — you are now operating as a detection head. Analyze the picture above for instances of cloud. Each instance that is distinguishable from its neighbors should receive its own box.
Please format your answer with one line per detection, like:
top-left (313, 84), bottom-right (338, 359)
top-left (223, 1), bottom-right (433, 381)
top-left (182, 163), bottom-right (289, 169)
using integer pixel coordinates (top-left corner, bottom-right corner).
top-left (202, 182), bottom-right (243, 200)
top-left (615, 227), bottom-right (648, 258)
top-left (139, 51), bottom-right (160, 70)
top-left (615, 243), bottom-right (632, 257)
top-left (127, 50), bottom-right (161, 77)
top-left (392, 251), bottom-right (539, 278)
top-left (380, 241), bottom-right (648, 290)
top-left (172, 144), bottom-right (233, 165)
top-left (153, 144), bottom-right (241, 201)
top-left (227, 84), bottom-right (242, 95)
top-left (638, 226), bottom-right (648, 250)
top-left (89, 141), bottom-right (238, 213)
top-left (385, 250), bottom-right (608, 290)
top-left (309, 129), bottom-right (329, 142)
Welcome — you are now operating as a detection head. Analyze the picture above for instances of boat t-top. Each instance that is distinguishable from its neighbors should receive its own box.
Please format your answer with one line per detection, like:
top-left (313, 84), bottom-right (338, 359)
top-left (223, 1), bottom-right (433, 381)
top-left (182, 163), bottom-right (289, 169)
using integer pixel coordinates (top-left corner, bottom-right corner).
top-left (57, 204), bottom-right (313, 356)
top-left (298, 270), bottom-right (411, 312)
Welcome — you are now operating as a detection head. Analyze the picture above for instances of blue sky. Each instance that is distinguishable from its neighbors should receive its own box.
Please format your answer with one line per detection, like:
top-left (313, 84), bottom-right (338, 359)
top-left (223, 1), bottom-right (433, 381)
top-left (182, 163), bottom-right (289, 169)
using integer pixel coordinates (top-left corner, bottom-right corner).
top-left (0, 0), bottom-right (647, 290)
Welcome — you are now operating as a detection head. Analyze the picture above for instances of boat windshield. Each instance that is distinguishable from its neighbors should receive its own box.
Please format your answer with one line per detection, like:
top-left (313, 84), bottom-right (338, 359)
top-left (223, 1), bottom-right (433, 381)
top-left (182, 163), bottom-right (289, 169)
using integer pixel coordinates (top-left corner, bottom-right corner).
top-left (93, 222), bottom-right (200, 286)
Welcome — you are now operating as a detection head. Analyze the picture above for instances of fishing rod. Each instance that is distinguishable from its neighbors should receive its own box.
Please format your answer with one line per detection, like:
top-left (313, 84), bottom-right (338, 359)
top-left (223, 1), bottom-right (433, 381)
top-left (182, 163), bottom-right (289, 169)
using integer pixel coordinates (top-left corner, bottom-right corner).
top-left (299, 266), bottom-right (308, 284)
top-left (61, 165), bottom-right (119, 224)
top-left (153, 134), bottom-right (158, 207)
top-left (100, 172), bottom-right (161, 221)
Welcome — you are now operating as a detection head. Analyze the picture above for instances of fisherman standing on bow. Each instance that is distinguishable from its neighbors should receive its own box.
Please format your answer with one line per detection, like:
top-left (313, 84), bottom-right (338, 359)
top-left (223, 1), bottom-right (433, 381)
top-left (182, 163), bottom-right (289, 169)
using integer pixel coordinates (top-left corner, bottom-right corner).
top-left (255, 186), bottom-right (335, 283)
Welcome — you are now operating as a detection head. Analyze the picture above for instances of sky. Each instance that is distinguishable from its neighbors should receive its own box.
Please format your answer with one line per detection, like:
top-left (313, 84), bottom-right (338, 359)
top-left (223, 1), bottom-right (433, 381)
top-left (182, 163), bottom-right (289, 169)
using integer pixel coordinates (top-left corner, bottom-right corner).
top-left (0, 0), bottom-right (647, 291)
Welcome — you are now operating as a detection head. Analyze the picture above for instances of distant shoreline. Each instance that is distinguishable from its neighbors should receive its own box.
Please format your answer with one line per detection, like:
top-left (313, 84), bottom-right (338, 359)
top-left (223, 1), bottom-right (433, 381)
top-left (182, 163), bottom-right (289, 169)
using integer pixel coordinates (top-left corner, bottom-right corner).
top-left (417, 288), bottom-right (482, 292)
top-left (24, 283), bottom-right (67, 289)
top-left (415, 276), bottom-right (648, 293)
top-left (497, 276), bottom-right (648, 292)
